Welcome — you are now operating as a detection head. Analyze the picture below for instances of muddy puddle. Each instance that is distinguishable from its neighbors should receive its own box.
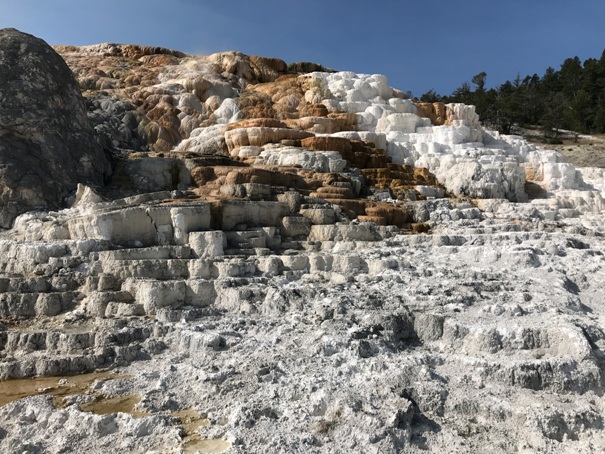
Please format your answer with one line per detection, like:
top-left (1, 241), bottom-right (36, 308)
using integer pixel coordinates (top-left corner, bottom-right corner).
top-left (152, 409), bottom-right (230, 454)
top-left (0, 370), bottom-right (128, 407)
top-left (175, 409), bottom-right (231, 453)
top-left (181, 435), bottom-right (231, 454)
top-left (80, 394), bottom-right (150, 418)
top-left (1, 376), bottom-right (230, 452)
top-left (173, 408), bottom-right (211, 432)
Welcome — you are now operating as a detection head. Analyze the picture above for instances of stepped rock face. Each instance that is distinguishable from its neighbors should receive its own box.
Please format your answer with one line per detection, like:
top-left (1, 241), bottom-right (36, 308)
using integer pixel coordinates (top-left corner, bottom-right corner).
top-left (0, 29), bottom-right (111, 228)
top-left (1, 31), bottom-right (605, 454)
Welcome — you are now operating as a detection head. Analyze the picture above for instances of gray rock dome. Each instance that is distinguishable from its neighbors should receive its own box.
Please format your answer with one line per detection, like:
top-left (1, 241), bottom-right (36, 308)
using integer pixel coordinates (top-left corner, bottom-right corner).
top-left (0, 28), bottom-right (110, 228)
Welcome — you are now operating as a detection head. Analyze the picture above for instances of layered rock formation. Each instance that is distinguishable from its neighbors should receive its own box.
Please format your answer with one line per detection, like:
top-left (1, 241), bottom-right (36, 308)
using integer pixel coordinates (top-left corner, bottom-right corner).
top-left (1, 30), bottom-right (605, 453)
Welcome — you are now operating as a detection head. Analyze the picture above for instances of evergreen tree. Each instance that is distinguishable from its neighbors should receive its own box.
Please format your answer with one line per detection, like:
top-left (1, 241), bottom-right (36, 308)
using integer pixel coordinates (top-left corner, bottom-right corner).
top-left (449, 82), bottom-right (472, 104)
top-left (417, 48), bottom-right (605, 134)
top-left (419, 89), bottom-right (442, 103)
top-left (541, 92), bottom-right (566, 140)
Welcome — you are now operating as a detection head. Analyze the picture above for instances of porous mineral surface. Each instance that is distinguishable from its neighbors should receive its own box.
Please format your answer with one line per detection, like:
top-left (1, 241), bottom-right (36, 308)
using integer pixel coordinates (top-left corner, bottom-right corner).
top-left (1, 29), bottom-right (605, 453)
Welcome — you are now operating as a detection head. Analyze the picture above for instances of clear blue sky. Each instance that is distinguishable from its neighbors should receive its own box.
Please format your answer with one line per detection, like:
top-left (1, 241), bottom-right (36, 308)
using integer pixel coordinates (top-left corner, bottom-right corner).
top-left (2, 0), bottom-right (605, 97)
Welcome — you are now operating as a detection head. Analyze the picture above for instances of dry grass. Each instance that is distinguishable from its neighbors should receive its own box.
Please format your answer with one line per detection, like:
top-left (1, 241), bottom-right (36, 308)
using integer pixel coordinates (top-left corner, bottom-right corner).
top-left (522, 128), bottom-right (605, 168)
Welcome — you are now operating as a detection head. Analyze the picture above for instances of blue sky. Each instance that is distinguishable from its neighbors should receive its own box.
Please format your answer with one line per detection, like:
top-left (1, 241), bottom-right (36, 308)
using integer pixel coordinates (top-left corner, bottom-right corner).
top-left (2, 0), bottom-right (605, 96)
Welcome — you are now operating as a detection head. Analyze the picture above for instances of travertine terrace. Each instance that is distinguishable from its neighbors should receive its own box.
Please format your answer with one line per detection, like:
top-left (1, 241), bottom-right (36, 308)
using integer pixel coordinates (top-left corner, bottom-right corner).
top-left (1, 28), bottom-right (605, 453)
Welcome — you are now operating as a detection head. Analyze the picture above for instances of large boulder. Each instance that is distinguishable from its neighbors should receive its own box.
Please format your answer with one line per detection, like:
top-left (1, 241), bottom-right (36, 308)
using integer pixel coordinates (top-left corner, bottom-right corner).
top-left (0, 28), bottom-right (111, 228)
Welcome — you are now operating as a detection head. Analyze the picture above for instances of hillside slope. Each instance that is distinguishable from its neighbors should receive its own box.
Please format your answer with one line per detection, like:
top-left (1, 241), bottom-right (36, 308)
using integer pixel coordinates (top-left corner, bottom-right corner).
top-left (0, 31), bottom-right (605, 453)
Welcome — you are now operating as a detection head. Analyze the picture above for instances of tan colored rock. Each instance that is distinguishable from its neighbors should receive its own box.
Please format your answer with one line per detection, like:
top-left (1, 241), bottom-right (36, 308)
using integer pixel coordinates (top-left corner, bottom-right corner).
top-left (325, 199), bottom-right (369, 216)
top-left (63, 43), bottom-right (186, 60)
top-left (361, 165), bottom-right (439, 194)
top-left (365, 205), bottom-right (412, 227)
top-left (311, 186), bottom-right (354, 199)
top-left (301, 103), bottom-right (329, 117)
top-left (411, 223), bottom-right (430, 233)
top-left (226, 118), bottom-right (289, 131)
top-left (414, 102), bottom-right (447, 126)
top-left (191, 166), bottom-right (309, 192)
top-left (236, 90), bottom-right (277, 119)
top-left (524, 163), bottom-right (543, 182)
top-left (225, 127), bottom-right (313, 151)
top-left (138, 54), bottom-right (181, 67)
top-left (327, 112), bottom-right (358, 131)
top-left (358, 215), bottom-right (388, 225)
top-left (300, 136), bottom-right (353, 154)
top-left (243, 75), bottom-right (308, 116)
top-left (178, 76), bottom-right (211, 97)
top-left (338, 140), bottom-right (391, 169)
top-left (249, 55), bottom-right (288, 83)
top-left (208, 51), bottom-right (255, 81)
top-left (283, 116), bottom-right (340, 134)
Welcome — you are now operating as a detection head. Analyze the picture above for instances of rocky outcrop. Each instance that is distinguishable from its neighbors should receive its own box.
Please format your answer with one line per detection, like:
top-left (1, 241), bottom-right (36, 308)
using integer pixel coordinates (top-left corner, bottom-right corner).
top-left (2, 32), bottom-right (605, 454)
top-left (0, 29), bottom-right (110, 228)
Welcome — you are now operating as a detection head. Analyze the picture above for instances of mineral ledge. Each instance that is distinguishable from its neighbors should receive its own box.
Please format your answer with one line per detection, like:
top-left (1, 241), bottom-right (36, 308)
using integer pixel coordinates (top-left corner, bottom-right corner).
top-left (0, 28), bottom-right (605, 453)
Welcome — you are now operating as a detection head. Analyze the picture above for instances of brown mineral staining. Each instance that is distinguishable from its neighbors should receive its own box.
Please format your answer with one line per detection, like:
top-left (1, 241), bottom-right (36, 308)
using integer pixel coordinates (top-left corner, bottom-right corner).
top-left (41, 40), bottom-right (445, 237)
top-left (414, 101), bottom-right (448, 125)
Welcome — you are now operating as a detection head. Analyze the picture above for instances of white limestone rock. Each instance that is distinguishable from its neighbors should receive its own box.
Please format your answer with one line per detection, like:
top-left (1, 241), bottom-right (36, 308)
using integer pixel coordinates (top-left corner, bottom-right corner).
top-left (300, 207), bottom-right (337, 225)
top-left (123, 278), bottom-right (185, 314)
top-left (446, 103), bottom-right (480, 127)
top-left (579, 167), bottom-right (605, 192)
top-left (189, 231), bottom-right (226, 258)
top-left (280, 216), bottom-right (312, 237)
top-left (219, 183), bottom-right (272, 200)
top-left (308, 223), bottom-right (382, 241)
top-left (232, 145), bottom-right (263, 158)
top-left (253, 146), bottom-right (347, 173)
top-left (416, 154), bottom-right (528, 202)
top-left (185, 279), bottom-right (217, 307)
top-left (69, 204), bottom-right (211, 247)
top-left (170, 206), bottom-right (212, 245)
top-left (73, 184), bottom-right (104, 207)
top-left (212, 98), bottom-right (240, 124)
top-left (376, 113), bottom-right (426, 134)
top-left (176, 124), bottom-right (227, 154)
top-left (541, 162), bottom-right (585, 191)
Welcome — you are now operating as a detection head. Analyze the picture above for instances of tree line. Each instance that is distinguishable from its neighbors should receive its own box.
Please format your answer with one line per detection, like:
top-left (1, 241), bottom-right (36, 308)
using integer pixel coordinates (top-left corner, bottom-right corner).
top-left (419, 50), bottom-right (605, 142)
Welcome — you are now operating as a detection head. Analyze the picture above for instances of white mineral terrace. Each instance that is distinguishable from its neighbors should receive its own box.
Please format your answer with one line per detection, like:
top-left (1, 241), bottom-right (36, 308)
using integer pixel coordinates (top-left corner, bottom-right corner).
top-left (1, 43), bottom-right (605, 453)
